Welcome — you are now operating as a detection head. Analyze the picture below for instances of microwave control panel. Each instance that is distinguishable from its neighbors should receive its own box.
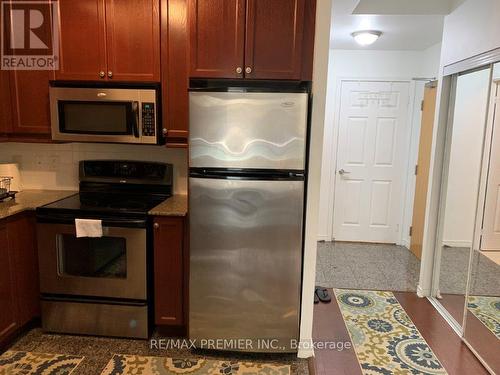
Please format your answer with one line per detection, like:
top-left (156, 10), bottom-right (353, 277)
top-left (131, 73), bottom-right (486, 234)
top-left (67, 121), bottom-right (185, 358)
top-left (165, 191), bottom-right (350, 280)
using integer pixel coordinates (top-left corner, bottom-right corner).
top-left (141, 103), bottom-right (156, 137)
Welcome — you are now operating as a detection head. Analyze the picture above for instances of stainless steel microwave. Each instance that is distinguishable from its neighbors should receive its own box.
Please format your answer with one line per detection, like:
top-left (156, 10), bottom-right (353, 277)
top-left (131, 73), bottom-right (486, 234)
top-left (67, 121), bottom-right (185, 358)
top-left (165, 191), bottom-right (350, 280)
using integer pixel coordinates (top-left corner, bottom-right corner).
top-left (49, 87), bottom-right (160, 144)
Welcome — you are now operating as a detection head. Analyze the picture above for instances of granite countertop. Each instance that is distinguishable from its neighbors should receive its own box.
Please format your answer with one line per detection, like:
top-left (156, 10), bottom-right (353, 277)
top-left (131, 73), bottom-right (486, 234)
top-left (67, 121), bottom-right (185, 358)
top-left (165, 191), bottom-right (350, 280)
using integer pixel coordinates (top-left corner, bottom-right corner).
top-left (149, 194), bottom-right (188, 217)
top-left (0, 190), bottom-right (78, 220)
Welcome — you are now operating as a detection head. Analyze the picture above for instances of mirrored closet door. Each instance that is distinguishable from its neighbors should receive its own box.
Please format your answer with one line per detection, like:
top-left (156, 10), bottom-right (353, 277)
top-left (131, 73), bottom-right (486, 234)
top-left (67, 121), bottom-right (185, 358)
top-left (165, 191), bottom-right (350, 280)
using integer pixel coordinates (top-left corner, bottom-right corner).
top-left (432, 67), bottom-right (491, 327)
top-left (463, 64), bottom-right (500, 374)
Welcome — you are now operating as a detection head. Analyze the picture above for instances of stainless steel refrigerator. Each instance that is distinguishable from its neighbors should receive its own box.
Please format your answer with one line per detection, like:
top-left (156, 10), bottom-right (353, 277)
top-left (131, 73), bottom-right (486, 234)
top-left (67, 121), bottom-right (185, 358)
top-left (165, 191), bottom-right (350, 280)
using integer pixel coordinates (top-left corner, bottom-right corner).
top-left (189, 88), bottom-right (308, 353)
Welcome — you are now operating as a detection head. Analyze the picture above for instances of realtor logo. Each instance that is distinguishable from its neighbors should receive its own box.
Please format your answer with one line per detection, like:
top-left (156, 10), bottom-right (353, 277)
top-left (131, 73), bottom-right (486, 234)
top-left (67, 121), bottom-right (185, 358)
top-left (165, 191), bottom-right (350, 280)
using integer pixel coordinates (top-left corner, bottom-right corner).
top-left (1, 0), bottom-right (59, 70)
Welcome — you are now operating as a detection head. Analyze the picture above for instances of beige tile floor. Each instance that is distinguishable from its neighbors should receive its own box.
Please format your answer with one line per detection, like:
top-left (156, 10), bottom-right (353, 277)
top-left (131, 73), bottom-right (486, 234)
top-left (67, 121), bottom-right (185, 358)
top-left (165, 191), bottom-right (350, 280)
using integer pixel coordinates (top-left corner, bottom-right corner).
top-left (316, 241), bottom-right (420, 292)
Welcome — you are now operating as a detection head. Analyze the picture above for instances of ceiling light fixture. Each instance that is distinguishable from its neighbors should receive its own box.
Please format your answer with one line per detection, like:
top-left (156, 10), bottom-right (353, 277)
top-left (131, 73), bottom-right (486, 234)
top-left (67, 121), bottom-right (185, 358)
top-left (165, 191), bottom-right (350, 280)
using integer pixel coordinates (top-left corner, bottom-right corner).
top-left (351, 30), bottom-right (382, 46)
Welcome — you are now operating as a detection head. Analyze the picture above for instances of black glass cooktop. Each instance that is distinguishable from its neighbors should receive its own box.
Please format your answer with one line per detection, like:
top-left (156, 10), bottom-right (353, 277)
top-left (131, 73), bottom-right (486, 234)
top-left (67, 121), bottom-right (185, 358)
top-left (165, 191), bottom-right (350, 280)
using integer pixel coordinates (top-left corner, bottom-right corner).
top-left (39, 193), bottom-right (167, 216)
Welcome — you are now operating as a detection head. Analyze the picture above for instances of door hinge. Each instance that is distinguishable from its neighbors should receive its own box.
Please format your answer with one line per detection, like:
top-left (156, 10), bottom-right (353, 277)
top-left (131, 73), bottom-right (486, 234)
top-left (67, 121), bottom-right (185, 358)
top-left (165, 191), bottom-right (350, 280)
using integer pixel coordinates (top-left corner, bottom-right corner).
top-left (421, 100), bottom-right (425, 111)
top-left (409, 226), bottom-right (413, 236)
top-left (415, 164), bottom-right (418, 175)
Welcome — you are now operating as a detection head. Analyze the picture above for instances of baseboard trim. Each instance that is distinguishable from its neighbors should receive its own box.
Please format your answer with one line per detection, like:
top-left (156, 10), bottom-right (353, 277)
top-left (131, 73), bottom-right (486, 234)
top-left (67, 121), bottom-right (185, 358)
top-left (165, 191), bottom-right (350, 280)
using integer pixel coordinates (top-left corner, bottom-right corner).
top-left (297, 346), bottom-right (315, 359)
top-left (442, 240), bottom-right (472, 248)
top-left (416, 284), bottom-right (429, 298)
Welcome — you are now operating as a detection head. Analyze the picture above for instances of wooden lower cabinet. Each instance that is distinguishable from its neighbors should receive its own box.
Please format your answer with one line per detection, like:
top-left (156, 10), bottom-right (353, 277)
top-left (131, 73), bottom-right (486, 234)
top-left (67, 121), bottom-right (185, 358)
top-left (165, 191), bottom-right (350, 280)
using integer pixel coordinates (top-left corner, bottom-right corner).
top-left (0, 224), bottom-right (18, 345)
top-left (0, 213), bottom-right (40, 347)
top-left (153, 216), bottom-right (187, 328)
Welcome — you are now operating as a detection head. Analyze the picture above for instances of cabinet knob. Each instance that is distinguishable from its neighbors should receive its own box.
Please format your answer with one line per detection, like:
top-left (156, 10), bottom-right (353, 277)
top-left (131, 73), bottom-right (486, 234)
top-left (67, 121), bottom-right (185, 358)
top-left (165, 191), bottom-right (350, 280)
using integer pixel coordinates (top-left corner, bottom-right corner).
top-left (108, 71), bottom-right (113, 78)
top-left (162, 128), bottom-right (168, 135)
top-left (154, 223), bottom-right (159, 229)
top-left (245, 67), bottom-right (252, 74)
top-left (99, 71), bottom-right (105, 78)
top-left (236, 67), bottom-right (242, 74)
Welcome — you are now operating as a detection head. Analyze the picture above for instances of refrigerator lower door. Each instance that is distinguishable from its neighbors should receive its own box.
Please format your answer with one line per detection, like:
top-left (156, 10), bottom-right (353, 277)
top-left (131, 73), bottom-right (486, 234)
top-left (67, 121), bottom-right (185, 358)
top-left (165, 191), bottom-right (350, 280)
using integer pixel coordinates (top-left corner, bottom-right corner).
top-left (189, 177), bottom-right (304, 352)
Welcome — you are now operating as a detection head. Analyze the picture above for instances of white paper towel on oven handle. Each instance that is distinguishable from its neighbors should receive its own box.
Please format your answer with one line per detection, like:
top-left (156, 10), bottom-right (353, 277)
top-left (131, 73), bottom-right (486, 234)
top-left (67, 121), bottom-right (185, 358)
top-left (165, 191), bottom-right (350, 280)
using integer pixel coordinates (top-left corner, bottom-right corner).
top-left (75, 219), bottom-right (103, 238)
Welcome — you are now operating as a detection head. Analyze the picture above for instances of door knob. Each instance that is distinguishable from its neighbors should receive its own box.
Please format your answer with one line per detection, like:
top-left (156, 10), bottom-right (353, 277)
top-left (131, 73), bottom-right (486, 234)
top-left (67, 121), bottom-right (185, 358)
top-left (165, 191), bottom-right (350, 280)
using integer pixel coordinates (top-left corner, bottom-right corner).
top-left (154, 223), bottom-right (159, 229)
top-left (108, 71), bottom-right (113, 78)
top-left (99, 71), bottom-right (105, 78)
top-left (338, 169), bottom-right (351, 175)
top-left (236, 67), bottom-right (242, 74)
top-left (245, 67), bottom-right (252, 74)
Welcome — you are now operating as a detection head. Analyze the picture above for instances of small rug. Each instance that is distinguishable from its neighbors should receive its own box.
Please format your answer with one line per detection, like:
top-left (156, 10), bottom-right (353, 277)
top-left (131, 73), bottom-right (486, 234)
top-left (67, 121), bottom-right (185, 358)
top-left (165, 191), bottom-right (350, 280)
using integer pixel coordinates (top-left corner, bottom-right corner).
top-left (100, 354), bottom-right (290, 375)
top-left (467, 295), bottom-right (500, 339)
top-left (0, 350), bottom-right (83, 374)
top-left (334, 289), bottom-right (447, 375)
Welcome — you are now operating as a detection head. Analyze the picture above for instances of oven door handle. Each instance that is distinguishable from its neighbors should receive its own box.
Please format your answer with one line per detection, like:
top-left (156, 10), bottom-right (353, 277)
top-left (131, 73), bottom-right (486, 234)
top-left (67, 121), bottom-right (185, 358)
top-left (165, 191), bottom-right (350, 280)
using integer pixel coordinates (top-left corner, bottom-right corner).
top-left (132, 101), bottom-right (140, 138)
top-left (102, 218), bottom-right (147, 228)
top-left (36, 213), bottom-right (147, 228)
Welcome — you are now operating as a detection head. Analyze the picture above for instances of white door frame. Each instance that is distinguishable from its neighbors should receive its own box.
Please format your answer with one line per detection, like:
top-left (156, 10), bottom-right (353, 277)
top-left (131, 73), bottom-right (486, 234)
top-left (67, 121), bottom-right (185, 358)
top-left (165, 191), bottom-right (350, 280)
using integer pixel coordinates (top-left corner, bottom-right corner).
top-left (327, 77), bottom-right (420, 245)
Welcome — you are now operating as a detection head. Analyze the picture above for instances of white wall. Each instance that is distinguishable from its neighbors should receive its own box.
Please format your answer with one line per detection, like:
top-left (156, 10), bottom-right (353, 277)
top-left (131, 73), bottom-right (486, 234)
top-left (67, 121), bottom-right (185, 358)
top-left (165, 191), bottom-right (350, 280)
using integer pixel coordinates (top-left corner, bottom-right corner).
top-left (0, 142), bottom-right (188, 194)
top-left (298, 0), bottom-right (332, 359)
top-left (318, 44), bottom-right (442, 241)
top-left (440, 0), bottom-right (500, 67)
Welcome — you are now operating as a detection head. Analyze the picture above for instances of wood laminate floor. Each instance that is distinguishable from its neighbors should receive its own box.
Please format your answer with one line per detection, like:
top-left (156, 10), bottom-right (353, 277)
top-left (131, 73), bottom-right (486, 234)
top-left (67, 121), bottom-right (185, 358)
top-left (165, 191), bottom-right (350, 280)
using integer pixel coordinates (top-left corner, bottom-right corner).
top-left (312, 290), bottom-right (488, 375)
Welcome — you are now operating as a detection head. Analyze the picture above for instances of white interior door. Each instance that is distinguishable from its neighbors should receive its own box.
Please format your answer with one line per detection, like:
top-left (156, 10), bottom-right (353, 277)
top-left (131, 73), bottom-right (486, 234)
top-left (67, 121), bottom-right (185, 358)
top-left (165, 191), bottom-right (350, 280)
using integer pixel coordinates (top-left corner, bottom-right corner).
top-left (333, 81), bottom-right (410, 243)
top-left (482, 94), bottom-right (500, 251)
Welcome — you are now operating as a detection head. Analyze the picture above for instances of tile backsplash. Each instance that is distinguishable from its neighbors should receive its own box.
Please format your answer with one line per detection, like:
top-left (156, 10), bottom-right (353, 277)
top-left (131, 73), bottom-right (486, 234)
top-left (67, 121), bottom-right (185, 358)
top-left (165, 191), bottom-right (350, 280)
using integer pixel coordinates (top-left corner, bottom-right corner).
top-left (0, 143), bottom-right (188, 194)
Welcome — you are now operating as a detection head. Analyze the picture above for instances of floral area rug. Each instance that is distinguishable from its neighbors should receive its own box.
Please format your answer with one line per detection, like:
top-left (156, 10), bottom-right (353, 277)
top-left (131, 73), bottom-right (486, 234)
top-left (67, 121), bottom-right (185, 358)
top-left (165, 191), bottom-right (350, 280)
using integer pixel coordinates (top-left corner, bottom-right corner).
top-left (100, 354), bottom-right (290, 374)
top-left (334, 289), bottom-right (448, 375)
top-left (0, 350), bottom-right (83, 374)
top-left (467, 295), bottom-right (500, 339)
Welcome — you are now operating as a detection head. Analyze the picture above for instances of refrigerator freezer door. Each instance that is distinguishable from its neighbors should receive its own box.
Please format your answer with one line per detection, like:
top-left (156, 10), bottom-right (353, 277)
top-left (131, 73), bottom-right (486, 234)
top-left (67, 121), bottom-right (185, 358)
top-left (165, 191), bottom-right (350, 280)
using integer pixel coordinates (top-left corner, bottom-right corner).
top-left (189, 92), bottom-right (308, 170)
top-left (189, 177), bottom-right (304, 352)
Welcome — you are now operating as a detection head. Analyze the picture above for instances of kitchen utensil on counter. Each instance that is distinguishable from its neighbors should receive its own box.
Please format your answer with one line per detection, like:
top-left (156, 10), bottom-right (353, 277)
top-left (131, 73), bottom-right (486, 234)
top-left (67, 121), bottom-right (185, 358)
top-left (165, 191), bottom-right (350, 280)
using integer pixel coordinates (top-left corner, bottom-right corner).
top-left (0, 176), bottom-right (17, 201)
top-left (0, 163), bottom-right (22, 191)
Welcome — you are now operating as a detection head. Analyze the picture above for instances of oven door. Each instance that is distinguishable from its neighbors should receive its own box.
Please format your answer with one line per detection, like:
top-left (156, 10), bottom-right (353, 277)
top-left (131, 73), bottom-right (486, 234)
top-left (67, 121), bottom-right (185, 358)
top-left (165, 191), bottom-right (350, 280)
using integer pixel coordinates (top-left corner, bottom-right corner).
top-left (37, 222), bottom-right (147, 300)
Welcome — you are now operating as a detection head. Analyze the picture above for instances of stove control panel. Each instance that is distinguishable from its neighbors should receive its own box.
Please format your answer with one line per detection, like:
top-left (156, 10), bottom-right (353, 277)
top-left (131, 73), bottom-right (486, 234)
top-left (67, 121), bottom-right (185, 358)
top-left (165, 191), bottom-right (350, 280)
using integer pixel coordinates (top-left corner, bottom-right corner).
top-left (141, 103), bottom-right (156, 137)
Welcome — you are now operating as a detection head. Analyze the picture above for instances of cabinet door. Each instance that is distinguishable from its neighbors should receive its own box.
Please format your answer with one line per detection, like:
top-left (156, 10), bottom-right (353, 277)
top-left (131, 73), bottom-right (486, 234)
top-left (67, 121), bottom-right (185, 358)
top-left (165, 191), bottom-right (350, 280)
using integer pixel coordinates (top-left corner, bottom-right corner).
top-left (56, 0), bottom-right (107, 81)
top-left (189, 0), bottom-right (245, 78)
top-left (7, 215), bottom-right (40, 326)
top-left (105, 0), bottom-right (160, 82)
top-left (9, 71), bottom-right (51, 134)
top-left (161, 0), bottom-right (189, 147)
top-left (0, 71), bottom-right (12, 134)
top-left (153, 217), bottom-right (185, 326)
top-left (0, 225), bottom-right (18, 344)
top-left (244, 0), bottom-right (305, 80)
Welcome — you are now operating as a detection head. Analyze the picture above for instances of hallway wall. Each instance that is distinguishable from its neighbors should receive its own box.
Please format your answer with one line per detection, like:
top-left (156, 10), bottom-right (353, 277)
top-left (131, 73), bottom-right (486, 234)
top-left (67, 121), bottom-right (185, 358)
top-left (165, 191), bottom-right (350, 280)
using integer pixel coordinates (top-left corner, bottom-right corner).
top-left (318, 44), bottom-right (442, 242)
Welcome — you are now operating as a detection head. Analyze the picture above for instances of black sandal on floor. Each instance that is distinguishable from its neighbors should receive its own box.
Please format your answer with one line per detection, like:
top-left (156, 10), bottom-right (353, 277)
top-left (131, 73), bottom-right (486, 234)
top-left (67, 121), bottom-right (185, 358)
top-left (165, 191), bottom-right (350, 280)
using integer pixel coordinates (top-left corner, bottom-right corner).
top-left (315, 286), bottom-right (331, 303)
top-left (314, 290), bottom-right (319, 304)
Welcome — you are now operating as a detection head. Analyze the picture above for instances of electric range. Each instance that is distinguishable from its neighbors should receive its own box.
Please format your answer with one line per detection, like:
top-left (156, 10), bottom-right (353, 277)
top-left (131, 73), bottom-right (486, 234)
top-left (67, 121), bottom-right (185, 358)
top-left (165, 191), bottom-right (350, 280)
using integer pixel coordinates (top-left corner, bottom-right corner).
top-left (36, 160), bottom-right (173, 339)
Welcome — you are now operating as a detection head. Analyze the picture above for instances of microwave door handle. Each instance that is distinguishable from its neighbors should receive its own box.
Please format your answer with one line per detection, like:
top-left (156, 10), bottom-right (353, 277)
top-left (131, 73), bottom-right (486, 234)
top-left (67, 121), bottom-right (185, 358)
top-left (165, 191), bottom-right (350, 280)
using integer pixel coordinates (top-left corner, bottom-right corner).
top-left (132, 101), bottom-right (140, 138)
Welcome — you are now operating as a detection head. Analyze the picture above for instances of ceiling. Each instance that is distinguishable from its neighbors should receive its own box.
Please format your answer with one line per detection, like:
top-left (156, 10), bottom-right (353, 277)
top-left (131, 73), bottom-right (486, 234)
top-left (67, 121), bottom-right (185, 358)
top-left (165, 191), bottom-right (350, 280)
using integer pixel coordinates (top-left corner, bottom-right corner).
top-left (353, 0), bottom-right (466, 15)
top-left (331, 0), bottom-right (448, 50)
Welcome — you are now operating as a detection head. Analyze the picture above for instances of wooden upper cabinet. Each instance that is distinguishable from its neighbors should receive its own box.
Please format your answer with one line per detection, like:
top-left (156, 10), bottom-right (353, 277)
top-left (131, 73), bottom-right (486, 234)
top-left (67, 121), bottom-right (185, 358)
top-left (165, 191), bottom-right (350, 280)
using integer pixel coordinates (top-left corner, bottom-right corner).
top-left (9, 71), bottom-right (51, 134)
top-left (189, 0), bottom-right (245, 78)
top-left (245, 0), bottom-right (305, 80)
top-left (188, 0), bottom-right (314, 80)
top-left (56, 0), bottom-right (160, 82)
top-left (161, 0), bottom-right (189, 146)
top-left (56, 0), bottom-right (107, 81)
top-left (105, 0), bottom-right (161, 81)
